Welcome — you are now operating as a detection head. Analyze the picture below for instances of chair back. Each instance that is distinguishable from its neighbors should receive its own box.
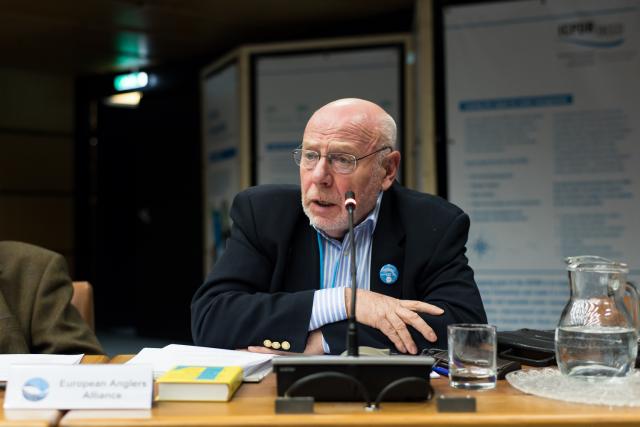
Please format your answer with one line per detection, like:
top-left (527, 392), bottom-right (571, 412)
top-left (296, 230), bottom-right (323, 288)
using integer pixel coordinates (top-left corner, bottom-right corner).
top-left (71, 281), bottom-right (95, 332)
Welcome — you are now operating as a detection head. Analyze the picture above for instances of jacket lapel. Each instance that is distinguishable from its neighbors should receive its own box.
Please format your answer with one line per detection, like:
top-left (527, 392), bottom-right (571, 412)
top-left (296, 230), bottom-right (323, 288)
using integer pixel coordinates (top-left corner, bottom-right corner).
top-left (283, 215), bottom-right (320, 292)
top-left (370, 187), bottom-right (405, 299)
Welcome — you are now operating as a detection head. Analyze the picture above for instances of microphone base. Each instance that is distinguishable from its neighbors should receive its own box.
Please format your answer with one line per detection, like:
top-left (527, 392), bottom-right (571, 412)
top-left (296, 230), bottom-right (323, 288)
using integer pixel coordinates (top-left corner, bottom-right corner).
top-left (273, 355), bottom-right (435, 402)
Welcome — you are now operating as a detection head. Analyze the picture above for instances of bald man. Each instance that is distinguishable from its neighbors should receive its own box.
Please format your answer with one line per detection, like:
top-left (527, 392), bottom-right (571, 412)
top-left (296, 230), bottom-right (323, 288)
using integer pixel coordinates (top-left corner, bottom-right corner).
top-left (191, 98), bottom-right (486, 355)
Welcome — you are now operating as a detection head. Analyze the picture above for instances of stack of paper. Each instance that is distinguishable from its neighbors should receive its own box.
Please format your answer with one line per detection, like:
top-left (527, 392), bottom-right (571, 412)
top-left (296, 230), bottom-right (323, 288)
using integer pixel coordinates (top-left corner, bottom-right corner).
top-left (126, 344), bottom-right (274, 382)
top-left (0, 354), bottom-right (83, 382)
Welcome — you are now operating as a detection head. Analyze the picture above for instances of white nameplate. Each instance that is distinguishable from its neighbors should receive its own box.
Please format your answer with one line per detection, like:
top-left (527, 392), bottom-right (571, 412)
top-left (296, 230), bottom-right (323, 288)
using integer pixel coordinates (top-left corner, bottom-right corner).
top-left (4, 364), bottom-right (153, 409)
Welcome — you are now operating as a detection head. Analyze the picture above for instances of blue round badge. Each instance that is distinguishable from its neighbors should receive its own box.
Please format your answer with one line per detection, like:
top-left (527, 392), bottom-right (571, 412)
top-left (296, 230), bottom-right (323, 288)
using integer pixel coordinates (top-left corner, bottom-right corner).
top-left (379, 264), bottom-right (399, 285)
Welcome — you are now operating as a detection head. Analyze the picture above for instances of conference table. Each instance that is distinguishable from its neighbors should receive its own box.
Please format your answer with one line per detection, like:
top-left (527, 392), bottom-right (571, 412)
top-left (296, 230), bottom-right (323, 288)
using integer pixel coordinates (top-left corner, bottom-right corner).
top-left (54, 354), bottom-right (640, 427)
top-left (0, 356), bottom-right (109, 427)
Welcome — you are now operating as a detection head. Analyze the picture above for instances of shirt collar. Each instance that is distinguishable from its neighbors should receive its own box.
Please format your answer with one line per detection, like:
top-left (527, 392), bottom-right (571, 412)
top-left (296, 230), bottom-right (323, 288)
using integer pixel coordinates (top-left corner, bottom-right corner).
top-left (314, 191), bottom-right (384, 243)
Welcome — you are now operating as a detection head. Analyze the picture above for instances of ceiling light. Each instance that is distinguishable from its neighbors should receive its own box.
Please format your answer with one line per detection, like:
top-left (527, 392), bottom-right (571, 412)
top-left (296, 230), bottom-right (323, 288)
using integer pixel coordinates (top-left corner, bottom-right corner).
top-left (104, 91), bottom-right (143, 108)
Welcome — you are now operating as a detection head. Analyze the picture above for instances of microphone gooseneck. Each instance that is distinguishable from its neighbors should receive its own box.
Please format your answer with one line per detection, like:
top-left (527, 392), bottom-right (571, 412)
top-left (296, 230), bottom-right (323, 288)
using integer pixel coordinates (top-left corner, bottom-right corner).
top-left (345, 190), bottom-right (359, 357)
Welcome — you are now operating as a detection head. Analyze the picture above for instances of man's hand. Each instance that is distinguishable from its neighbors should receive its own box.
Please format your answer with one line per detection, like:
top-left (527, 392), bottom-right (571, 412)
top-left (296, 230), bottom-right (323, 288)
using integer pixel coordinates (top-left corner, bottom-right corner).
top-left (345, 288), bottom-right (444, 354)
top-left (302, 330), bottom-right (324, 354)
top-left (246, 330), bottom-right (324, 355)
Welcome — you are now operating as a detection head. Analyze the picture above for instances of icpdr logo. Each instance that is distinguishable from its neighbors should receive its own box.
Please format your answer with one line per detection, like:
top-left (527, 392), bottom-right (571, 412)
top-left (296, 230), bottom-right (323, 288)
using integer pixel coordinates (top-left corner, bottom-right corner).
top-left (558, 20), bottom-right (624, 48)
top-left (22, 377), bottom-right (49, 401)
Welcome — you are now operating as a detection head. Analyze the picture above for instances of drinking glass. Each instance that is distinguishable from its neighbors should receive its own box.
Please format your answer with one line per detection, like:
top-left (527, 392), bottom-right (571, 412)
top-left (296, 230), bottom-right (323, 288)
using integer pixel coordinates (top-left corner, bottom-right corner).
top-left (448, 324), bottom-right (497, 390)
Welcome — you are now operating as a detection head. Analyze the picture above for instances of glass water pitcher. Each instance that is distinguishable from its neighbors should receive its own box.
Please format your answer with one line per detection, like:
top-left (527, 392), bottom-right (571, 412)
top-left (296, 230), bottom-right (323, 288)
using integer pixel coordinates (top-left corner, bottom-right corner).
top-left (555, 256), bottom-right (639, 378)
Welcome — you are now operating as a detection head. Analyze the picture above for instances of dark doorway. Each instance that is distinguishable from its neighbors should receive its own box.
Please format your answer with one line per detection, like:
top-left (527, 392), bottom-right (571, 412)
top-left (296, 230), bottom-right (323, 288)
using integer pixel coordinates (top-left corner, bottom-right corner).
top-left (75, 66), bottom-right (202, 342)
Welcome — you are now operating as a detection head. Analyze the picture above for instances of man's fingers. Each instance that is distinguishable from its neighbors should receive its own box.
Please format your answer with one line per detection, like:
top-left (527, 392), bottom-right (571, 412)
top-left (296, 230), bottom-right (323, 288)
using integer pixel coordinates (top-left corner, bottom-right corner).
top-left (388, 314), bottom-right (418, 354)
top-left (397, 308), bottom-right (437, 342)
top-left (362, 292), bottom-right (442, 351)
top-left (247, 346), bottom-right (289, 355)
top-left (400, 300), bottom-right (444, 315)
top-left (247, 346), bottom-right (273, 353)
top-left (379, 319), bottom-right (407, 354)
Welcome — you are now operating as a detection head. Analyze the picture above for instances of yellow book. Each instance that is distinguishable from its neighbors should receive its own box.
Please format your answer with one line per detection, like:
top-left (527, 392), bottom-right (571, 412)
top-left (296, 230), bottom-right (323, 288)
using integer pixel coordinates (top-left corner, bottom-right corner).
top-left (156, 365), bottom-right (243, 402)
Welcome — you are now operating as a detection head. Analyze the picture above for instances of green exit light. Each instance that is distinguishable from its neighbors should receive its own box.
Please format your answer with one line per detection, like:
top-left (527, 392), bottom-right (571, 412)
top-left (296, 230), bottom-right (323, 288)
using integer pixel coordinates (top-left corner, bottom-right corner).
top-left (114, 72), bottom-right (148, 91)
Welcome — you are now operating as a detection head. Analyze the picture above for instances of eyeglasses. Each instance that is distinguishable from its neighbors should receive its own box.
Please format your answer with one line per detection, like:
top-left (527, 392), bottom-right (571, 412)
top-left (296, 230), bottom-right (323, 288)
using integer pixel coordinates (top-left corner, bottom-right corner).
top-left (292, 146), bottom-right (391, 175)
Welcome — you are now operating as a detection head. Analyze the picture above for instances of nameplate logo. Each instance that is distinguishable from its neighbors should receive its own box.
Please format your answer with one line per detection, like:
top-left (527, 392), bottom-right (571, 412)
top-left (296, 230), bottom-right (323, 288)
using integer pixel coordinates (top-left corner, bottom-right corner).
top-left (4, 365), bottom-right (153, 409)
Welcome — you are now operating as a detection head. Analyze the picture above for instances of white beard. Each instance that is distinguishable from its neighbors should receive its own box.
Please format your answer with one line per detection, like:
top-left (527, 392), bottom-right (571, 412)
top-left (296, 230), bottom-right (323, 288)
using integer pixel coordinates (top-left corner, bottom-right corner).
top-left (302, 167), bottom-right (384, 237)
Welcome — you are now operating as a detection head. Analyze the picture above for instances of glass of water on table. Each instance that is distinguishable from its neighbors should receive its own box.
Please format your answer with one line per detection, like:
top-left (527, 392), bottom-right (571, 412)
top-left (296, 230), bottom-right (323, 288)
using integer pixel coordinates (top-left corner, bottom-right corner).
top-left (448, 324), bottom-right (497, 390)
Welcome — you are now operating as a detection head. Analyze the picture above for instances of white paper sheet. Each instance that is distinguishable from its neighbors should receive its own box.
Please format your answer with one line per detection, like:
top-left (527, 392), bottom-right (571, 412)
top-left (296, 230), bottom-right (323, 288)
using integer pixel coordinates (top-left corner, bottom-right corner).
top-left (0, 354), bottom-right (83, 381)
top-left (126, 345), bottom-right (274, 381)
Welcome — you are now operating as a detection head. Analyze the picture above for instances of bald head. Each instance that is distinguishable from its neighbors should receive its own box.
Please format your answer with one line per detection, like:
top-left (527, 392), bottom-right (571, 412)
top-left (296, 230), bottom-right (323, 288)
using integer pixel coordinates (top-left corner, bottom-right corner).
top-left (299, 98), bottom-right (401, 238)
top-left (304, 98), bottom-right (397, 150)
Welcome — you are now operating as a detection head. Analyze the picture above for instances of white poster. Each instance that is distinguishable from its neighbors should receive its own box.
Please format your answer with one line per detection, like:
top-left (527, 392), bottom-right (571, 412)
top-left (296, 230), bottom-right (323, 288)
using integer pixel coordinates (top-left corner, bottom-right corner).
top-left (445, 0), bottom-right (640, 329)
top-left (203, 63), bottom-right (241, 270)
top-left (255, 46), bottom-right (403, 185)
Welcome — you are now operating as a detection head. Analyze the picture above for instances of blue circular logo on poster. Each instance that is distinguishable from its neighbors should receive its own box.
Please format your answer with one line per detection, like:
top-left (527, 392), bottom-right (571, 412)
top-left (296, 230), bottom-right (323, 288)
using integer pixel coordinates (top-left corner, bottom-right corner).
top-left (379, 264), bottom-right (399, 284)
top-left (22, 377), bottom-right (49, 401)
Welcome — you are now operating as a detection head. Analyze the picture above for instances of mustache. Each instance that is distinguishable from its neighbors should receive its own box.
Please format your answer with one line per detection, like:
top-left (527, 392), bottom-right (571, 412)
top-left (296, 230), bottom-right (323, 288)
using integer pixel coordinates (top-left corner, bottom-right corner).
top-left (304, 193), bottom-right (342, 205)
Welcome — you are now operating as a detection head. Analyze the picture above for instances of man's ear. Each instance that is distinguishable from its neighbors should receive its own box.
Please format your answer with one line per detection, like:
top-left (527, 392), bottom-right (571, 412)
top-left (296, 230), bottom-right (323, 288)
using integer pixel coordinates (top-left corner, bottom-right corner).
top-left (381, 151), bottom-right (401, 191)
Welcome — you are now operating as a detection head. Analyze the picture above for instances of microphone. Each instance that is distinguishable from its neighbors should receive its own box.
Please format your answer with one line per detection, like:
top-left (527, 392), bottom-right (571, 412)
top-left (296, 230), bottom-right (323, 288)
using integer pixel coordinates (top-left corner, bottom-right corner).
top-left (344, 191), bottom-right (358, 357)
top-left (274, 191), bottom-right (434, 408)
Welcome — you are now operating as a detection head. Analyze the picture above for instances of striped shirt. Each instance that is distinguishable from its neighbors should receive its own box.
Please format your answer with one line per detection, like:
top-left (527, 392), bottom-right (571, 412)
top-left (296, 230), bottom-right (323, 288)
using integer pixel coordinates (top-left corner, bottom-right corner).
top-left (308, 192), bottom-right (383, 353)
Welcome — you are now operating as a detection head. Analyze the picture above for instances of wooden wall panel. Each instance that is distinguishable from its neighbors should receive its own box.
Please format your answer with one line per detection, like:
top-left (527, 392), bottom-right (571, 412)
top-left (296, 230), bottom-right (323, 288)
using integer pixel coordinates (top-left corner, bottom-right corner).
top-left (0, 68), bottom-right (73, 132)
top-left (0, 133), bottom-right (72, 192)
top-left (0, 67), bottom-right (75, 270)
top-left (0, 197), bottom-right (74, 254)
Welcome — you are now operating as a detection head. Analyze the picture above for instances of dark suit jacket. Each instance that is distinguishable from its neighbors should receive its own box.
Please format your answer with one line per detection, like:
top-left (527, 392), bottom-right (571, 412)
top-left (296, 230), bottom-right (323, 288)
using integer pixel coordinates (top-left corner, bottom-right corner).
top-left (191, 184), bottom-right (486, 354)
top-left (0, 241), bottom-right (104, 354)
